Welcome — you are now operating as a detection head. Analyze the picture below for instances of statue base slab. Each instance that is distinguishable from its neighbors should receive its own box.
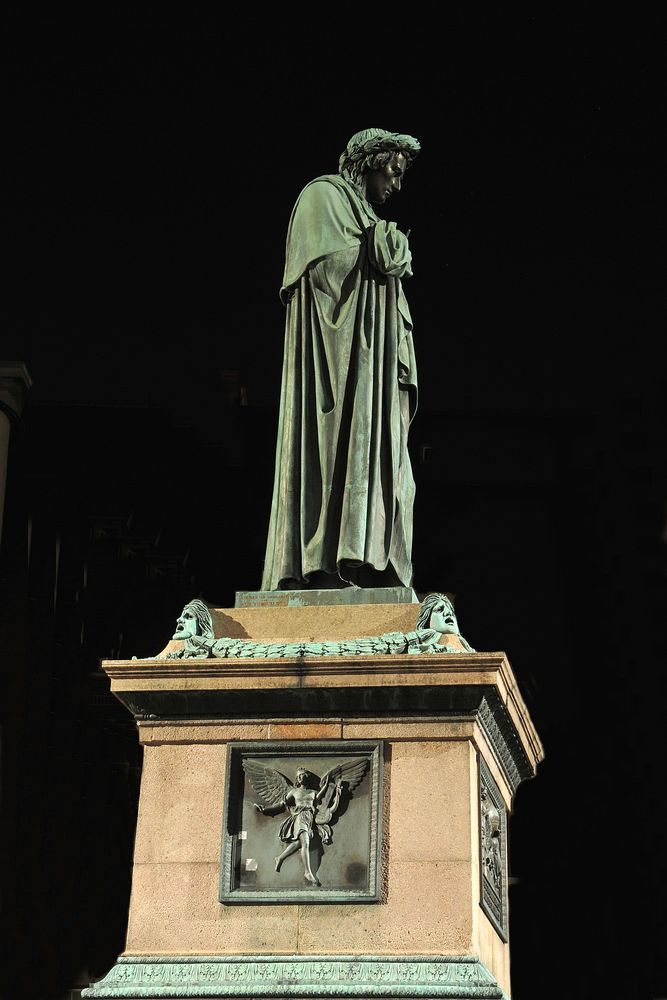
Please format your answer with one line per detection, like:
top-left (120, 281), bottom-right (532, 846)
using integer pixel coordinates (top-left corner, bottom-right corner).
top-left (235, 586), bottom-right (419, 608)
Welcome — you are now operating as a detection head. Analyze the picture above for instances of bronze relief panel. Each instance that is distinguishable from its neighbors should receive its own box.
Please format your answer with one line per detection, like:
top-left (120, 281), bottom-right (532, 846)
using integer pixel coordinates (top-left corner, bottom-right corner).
top-left (220, 741), bottom-right (383, 904)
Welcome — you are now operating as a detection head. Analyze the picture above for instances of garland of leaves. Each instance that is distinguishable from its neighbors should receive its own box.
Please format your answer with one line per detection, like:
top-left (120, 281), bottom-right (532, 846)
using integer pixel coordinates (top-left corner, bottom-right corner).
top-left (338, 131), bottom-right (421, 178)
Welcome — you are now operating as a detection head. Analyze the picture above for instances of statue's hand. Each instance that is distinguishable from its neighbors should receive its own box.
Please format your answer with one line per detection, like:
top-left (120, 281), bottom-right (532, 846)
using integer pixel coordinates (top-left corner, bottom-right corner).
top-left (370, 220), bottom-right (412, 278)
top-left (254, 803), bottom-right (266, 814)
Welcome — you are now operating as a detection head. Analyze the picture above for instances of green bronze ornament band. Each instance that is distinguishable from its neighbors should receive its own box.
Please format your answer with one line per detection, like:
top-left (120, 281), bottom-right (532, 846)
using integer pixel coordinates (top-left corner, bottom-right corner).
top-left (82, 955), bottom-right (508, 998)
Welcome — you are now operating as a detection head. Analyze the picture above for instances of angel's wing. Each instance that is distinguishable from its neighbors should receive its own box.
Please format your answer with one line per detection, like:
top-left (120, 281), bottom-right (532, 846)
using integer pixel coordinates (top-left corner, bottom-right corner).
top-left (315, 758), bottom-right (369, 830)
top-left (319, 758), bottom-right (369, 795)
top-left (242, 759), bottom-right (291, 807)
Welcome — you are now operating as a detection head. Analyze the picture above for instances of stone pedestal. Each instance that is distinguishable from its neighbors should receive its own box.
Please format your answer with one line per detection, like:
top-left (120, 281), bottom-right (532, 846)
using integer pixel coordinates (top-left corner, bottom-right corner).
top-left (84, 601), bottom-right (543, 999)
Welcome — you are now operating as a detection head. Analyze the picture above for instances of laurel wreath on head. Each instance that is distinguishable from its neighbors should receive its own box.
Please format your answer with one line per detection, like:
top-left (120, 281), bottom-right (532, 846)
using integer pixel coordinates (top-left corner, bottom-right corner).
top-left (338, 131), bottom-right (421, 176)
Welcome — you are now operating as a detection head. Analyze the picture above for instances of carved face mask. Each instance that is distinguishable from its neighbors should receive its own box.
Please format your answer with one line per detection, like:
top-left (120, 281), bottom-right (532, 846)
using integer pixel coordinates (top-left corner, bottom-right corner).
top-left (172, 606), bottom-right (200, 640)
top-left (363, 152), bottom-right (406, 204)
top-left (429, 600), bottom-right (459, 635)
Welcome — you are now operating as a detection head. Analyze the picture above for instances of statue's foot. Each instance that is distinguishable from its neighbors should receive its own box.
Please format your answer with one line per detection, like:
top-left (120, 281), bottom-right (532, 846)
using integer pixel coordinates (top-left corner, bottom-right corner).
top-left (274, 857), bottom-right (282, 873)
top-left (304, 872), bottom-right (320, 886)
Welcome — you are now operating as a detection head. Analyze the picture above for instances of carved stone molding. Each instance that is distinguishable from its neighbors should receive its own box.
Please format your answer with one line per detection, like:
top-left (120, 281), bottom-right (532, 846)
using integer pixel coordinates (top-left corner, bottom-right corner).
top-left (115, 680), bottom-right (535, 799)
top-left (476, 696), bottom-right (530, 796)
top-left (82, 955), bottom-right (507, 998)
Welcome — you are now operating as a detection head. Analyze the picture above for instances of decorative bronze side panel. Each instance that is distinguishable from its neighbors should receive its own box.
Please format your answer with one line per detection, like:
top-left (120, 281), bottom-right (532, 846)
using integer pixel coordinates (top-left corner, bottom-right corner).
top-left (220, 741), bottom-right (383, 904)
top-left (478, 756), bottom-right (508, 940)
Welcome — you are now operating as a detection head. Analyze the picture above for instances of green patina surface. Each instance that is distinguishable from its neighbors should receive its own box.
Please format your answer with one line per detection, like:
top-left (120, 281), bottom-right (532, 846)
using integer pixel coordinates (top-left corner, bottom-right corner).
top-left (82, 955), bottom-right (508, 998)
top-left (261, 128), bottom-right (420, 593)
top-left (164, 594), bottom-right (474, 661)
top-left (234, 586), bottom-right (420, 608)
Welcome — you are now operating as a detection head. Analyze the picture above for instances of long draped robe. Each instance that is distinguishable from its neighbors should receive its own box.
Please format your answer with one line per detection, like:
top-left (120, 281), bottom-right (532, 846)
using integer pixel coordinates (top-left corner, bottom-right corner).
top-left (261, 174), bottom-right (417, 590)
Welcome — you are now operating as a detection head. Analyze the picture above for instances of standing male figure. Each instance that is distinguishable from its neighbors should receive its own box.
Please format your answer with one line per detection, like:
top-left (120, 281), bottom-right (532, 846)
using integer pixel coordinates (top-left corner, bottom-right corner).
top-left (261, 127), bottom-right (421, 591)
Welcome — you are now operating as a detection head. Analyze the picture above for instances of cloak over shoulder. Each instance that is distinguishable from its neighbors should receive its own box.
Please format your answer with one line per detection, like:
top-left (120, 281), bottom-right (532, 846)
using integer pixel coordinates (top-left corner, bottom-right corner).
top-left (262, 174), bottom-right (417, 590)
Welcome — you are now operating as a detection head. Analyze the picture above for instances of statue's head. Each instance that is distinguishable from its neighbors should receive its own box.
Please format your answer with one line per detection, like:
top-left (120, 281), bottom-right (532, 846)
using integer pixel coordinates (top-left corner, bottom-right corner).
top-left (172, 599), bottom-right (215, 641)
top-left (338, 128), bottom-right (420, 204)
top-left (295, 767), bottom-right (312, 787)
top-left (416, 593), bottom-right (460, 635)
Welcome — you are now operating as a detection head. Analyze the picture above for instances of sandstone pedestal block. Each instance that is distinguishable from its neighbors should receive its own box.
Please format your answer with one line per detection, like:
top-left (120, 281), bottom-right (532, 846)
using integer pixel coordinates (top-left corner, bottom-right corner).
top-left (84, 601), bottom-right (543, 999)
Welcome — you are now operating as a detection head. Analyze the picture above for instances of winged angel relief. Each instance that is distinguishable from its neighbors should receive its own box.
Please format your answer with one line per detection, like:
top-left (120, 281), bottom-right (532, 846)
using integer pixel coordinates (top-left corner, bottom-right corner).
top-left (242, 758), bottom-right (369, 886)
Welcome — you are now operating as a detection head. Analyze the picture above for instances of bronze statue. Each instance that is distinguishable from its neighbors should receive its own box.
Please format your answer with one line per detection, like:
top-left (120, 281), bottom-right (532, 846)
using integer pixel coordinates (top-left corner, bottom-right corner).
top-left (261, 128), bottom-right (421, 592)
top-left (242, 758), bottom-right (369, 886)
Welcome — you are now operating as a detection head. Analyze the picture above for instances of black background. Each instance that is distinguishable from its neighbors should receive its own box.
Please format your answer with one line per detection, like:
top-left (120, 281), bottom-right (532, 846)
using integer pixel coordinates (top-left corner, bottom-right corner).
top-left (2, 12), bottom-right (666, 999)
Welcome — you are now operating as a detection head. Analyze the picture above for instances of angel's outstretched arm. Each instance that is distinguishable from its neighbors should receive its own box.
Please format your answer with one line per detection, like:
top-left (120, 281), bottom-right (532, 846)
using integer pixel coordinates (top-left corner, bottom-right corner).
top-left (254, 801), bottom-right (285, 815)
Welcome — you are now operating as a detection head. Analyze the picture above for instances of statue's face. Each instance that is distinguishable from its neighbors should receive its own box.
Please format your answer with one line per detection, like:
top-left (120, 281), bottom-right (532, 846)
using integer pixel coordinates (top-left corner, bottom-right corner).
top-left (430, 598), bottom-right (459, 635)
top-left (172, 605), bottom-right (200, 640)
top-left (363, 152), bottom-right (407, 205)
top-left (295, 769), bottom-right (308, 787)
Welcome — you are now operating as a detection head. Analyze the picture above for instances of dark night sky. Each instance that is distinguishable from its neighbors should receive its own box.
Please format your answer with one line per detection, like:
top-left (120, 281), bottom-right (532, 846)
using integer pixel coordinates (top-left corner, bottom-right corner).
top-left (5, 14), bottom-right (664, 423)
top-left (3, 12), bottom-right (667, 998)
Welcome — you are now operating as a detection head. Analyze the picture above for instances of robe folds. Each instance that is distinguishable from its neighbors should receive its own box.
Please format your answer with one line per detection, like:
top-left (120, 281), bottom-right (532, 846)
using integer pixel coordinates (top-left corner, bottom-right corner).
top-left (261, 173), bottom-right (417, 591)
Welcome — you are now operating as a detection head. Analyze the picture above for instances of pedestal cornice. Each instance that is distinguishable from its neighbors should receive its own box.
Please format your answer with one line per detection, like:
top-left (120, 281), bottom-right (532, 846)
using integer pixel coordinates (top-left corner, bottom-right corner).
top-left (101, 651), bottom-right (543, 797)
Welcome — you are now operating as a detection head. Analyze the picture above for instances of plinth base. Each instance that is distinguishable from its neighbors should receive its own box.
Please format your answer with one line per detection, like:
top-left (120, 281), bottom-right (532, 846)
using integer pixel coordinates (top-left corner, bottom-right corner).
top-left (234, 587), bottom-right (420, 608)
top-left (94, 598), bottom-right (542, 1000)
top-left (84, 955), bottom-right (508, 998)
